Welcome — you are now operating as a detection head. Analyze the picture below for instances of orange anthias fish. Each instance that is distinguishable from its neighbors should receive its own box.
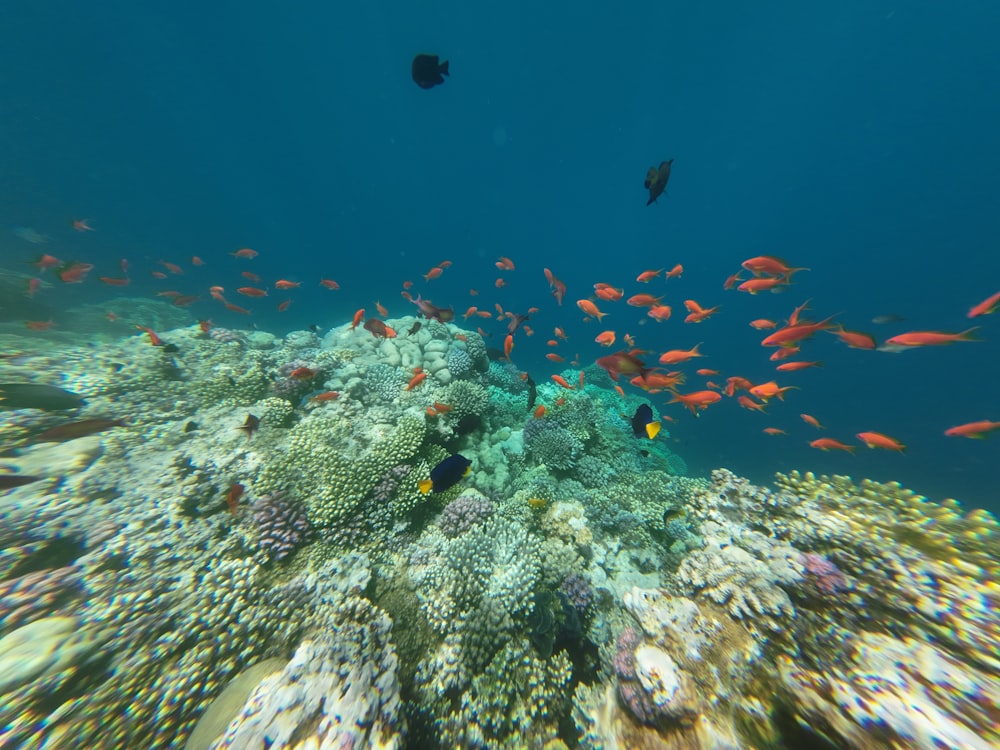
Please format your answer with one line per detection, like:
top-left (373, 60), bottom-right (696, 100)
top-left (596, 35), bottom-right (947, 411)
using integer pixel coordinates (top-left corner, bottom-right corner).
top-left (576, 299), bottom-right (608, 321)
top-left (312, 391), bottom-right (340, 402)
top-left (99, 276), bottom-right (131, 286)
top-left (554, 327), bottom-right (568, 341)
top-left (856, 431), bottom-right (906, 452)
top-left (546, 353), bottom-right (565, 363)
top-left (423, 266), bottom-right (444, 281)
top-left (275, 280), bottom-right (301, 290)
top-left (627, 294), bottom-right (662, 308)
top-left (748, 381), bottom-right (797, 402)
top-left (533, 405), bottom-right (546, 419)
top-left (737, 277), bottom-right (788, 294)
top-left (750, 319), bottom-right (778, 330)
top-left (289, 367), bottom-right (318, 380)
top-left (551, 375), bottom-right (574, 390)
top-left (669, 390), bottom-right (722, 415)
top-left (828, 326), bottom-right (877, 350)
top-left (809, 438), bottom-right (856, 453)
top-left (375, 301), bottom-right (389, 317)
top-left (351, 308), bottom-right (365, 331)
top-left (320, 279), bottom-right (340, 290)
top-left (406, 370), bottom-right (427, 391)
top-left (277, 299), bottom-right (292, 312)
top-left (224, 302), bottom-right (251, 315)
top-left (136, 325), bottom-right (164, 346)
top-left (763, 427), bottom-right (786, 435)
top-left (230, 248), bottom-right (258, 259)
top-left (683, 300), bottom-right (719, 324)
top-left (594, 284), bottom-right (624, 302)
top-left (647, 305), bottom-right (672, 322)
top-left (595, 331), bottom-right (616, 347)
top-left (237, 287), bottom-right (268, 298)
top-left (741, 255), bottom-right (809, 279)
top-left (801, 413), bottom-right (824, 429)
top-left (636, 269), bottom-right (663, 283)
top-left (659, 344), bottom-right (703, 365)
top-left (59, 262), bottom-right (94, 283)
top-left (882, 328), bottom-right (980, 349)
top-left (665, 264), bottom-right (683, 279)
top-left (723, 272), bottom-right (744, 290)
top-left (944, 420), bottom-right (1000, 439)
top-left (72, 218), bottom-right (95, 232)
top-left (463, 306), bottom-right (479, 320)
top-left (760, 316), bottom-right (837, 348)
top-left (775, 360), bottom-right (822, 372)
top-left (504, 334), bottom-right (514, 360)
top-left (496, 256), bottom-right (515, 270)
top-left (737, 395), bottom-right (767, 412)
top-left (967, 291), bottom-right (1000, 318)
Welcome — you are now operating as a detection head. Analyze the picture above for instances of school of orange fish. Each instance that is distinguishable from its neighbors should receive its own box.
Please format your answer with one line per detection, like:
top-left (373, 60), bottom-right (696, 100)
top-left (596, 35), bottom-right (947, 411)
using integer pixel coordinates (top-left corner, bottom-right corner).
top-left (20, 220), bottom-right (1000, 450)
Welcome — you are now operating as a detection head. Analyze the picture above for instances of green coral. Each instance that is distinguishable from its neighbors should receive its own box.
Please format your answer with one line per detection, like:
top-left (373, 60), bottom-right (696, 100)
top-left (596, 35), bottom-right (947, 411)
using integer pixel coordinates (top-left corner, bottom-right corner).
top-left (437, 638), bottom-right (572, 749)
top-left (258, 413), bottom-right (426, 528)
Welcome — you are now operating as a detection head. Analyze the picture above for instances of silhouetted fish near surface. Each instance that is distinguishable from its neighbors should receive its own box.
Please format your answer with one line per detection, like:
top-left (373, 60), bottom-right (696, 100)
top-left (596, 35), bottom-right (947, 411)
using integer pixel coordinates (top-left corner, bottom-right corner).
top-left (412, 54), bottom-right (449, 89)
top-left (33, 418), bottom-right (126, 443)
top-left (872, 314), bottom-right (906, 325)
top-left (644, 159), bottom-right (674, 205)
top-left (0, 383), bottom-right (85, 411)
top-left (0, 474), bottom-right (43, 490)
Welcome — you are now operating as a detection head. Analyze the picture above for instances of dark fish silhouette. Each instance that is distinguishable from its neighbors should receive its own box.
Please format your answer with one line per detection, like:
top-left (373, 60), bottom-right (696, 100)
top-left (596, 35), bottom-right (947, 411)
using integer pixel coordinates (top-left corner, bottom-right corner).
top-left (0, 475), bottom-right (42, 490)
top-left (455, 414), bottom-right (482, 435)
top-left (644, 159), bottom-right (674, 205)
top-left (237, 414), bottom-right (260, 440)
top-left (33, 418), bottom-right (126, 443)
top-left (0, 383), bottom-right (85, 411)
top-left (412, 54), bottom-right (449, 89)
top-left (525, 374), bottom-right (537, 412)
top-left (407, 321), bottom-right (422, 336)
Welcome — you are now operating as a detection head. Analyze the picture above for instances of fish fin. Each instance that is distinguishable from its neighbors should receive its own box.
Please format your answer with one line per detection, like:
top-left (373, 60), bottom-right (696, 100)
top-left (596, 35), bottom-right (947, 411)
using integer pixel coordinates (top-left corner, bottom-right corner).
top-left (439, 60), bottom-right (450, 76)
top-left (418, 479), bottom-right (433, 494)
top-left (463, 466), bottom-right (471, 476)
top-left (646, 422), bottom-right (661, 440)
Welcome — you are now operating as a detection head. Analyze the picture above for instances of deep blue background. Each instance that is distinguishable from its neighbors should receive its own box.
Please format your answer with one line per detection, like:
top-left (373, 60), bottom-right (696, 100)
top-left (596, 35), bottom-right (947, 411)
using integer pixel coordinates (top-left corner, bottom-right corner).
top-left (2, 1), bottom-right (998, 509)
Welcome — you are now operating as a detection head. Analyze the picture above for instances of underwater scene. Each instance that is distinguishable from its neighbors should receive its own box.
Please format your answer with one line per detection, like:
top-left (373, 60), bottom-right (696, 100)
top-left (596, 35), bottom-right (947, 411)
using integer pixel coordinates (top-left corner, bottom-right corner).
top-left (1, 3), bottom-right (998, 749)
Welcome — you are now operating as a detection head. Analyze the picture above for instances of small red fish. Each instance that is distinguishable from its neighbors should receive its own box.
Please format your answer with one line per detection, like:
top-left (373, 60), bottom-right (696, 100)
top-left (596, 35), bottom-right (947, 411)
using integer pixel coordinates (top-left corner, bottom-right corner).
top-left (226, 482), bottom-right (244, 514)
top-left (151, 271), bottom-right (168, 279)
top-left (406, 371), bottom-right (427, 390)
top-left (289, 367), bottom-right (318, 380)
top-left (192, 256), bottom-right (205, 266)
top-left (241, 271), bottom-right (262, 282)
top-left (160, 261), bottom-right (184, 275)
top-left (230, 248), bottom-right (258, 259)
top-left (33, 254), bottom-right (62, 271)
top-left (72, 218), bottom-right (95, 232)
top-left (59, 262), bottom-right (94, 284)
top-left (237, 287), bottom-right (268, 298)
top-left (275, 280), bottom-right (301, 290)
top-left (224, 302), bottom-right (251, 314)
top-left (136, 325), bottom-right (164, 346)
top-left (533, 405), bottom-right (546, 418)
top-left (551, 375), bottom-right (574, 390)
top-left (199, 320), bottom-right (213, 333)
top-left (320, 278), bottom-right (340, 290)
top-left (312, 391), bottom-right (340, 402)
top-left (968, 291), bottom-right (1000, 319)
top-left (277, 299), bottom-right (292, 312)
top-left (25, 320), bottom-right (55, 331)
top-left (99, 276), bottom-right (131, 286)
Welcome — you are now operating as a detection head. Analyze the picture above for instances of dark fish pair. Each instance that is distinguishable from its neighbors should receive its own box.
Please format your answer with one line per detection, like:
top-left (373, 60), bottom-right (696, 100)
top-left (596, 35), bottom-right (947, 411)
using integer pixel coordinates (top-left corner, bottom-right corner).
top-left (412, 54), bottom-right (449, 89)
top-left (419, 454), bottom-right (471, 494)
top-left (644, 159), bottom-right (674, 205)
top-left (0, 383), bottom-right (85, 411)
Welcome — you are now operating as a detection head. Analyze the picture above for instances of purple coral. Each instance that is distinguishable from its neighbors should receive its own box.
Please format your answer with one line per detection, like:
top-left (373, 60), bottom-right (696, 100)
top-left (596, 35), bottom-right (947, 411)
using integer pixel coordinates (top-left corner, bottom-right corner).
top-left (251, 492), bottom-right (312, 562)
top-left (438, 492), bottom-right (494, 538)
top-left (800, 552), bottom-right (849, 594)
top-left (614, 626), bottom-right (657, 725)
top-left (559, 573), bottom-right (594, 615)
top-left (372, 464), bottom-right (413, 502)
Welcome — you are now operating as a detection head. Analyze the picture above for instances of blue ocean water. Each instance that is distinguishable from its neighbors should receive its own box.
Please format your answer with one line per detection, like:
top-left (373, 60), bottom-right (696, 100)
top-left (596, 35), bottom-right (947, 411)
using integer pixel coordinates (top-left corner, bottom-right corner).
top-left (2, 1), bottom-right (998, 510)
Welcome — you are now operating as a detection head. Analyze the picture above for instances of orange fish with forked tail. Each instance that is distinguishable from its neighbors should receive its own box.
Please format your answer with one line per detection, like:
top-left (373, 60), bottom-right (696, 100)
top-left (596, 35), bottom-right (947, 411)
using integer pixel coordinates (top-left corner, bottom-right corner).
top-left (881, 328), bottom-right (980, 350)
top-left (944, 420), bottom-right (1000, 439)
top-left (576, 299), bottom-right (608, 321)
top-left (669, 390), bottom-right (721, 415)
top-left (856, 431), bottom-right (906, 452)
top-left (809, 438), bottom-right (855, 453)
top-left (967, 291), bottom-right (1000, 319)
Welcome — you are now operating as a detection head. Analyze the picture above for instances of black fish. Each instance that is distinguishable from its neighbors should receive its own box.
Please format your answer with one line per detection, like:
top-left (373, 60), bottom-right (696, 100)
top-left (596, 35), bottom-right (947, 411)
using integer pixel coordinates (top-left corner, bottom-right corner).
top-left (525, 374), bottom-right (537, 412)
top-left (455, 414), bottom-right (482, 435)
top-left (644, 159), bottom-right (674, 205)
top-left (407, 321), bottom-right (422, 336)
top-left (412, 54), bottom-right (449, 89)
top-left (0, 383), bottom-right (85, 411)
top-left (237, 413), bottom-right (260, 440)
top-left (631, 404), bottom-right (661, 439)
top-left (309, 324), bottom-right (321, 333)
top-left (419, 454), bottom-right (472, 494)
top-left (0, 475), bottom-right (42, 490)
top-left (33, 418), bottom-right (126, 443)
